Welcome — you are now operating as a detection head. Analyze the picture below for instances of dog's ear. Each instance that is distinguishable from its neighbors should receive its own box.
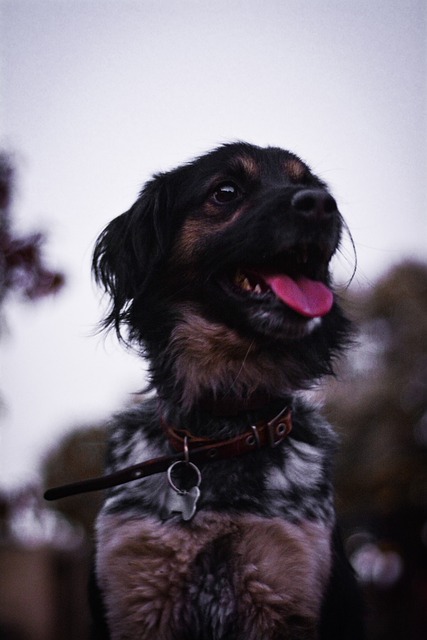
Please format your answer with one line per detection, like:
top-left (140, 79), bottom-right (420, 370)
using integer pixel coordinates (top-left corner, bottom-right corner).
top-left (92, 173), bottom-right (174, 338)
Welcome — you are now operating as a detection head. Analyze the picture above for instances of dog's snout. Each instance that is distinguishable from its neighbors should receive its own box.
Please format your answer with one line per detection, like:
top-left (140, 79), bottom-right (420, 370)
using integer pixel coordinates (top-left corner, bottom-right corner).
top-left (291, 189), bottom-right (337, 219)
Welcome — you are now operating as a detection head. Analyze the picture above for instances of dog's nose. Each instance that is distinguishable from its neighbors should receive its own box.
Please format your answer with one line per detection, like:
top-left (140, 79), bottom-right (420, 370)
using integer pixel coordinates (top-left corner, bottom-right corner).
top-left (291, 189), bottom-right (337, 219)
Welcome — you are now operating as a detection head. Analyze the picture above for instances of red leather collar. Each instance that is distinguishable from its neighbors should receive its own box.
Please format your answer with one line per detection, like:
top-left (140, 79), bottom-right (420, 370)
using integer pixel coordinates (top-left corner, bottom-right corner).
top-left (163, 405), bottom-right (292, 457)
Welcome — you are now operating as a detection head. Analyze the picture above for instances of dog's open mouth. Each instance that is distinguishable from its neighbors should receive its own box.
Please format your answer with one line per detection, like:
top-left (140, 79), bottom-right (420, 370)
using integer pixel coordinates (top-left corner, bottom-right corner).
top-left (227, 244), bottom-right (334, 321)
top-left (233, 268), bottom-right (333, 318)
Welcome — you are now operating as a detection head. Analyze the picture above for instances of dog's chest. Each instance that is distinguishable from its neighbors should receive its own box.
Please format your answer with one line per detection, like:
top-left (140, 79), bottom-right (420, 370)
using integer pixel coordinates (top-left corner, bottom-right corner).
top-left (96, 510), bottom-right (332, 640)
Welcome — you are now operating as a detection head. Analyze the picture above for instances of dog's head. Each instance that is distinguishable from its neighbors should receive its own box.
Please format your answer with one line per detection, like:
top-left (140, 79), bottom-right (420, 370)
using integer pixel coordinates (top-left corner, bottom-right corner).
top-left (93, 142), bottom-right (351, 406)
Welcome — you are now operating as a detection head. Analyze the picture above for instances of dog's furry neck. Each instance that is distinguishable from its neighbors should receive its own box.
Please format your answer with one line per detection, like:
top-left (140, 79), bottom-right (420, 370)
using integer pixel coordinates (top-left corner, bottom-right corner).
top-left (194, 388), bottom-right (280, 416)
top-left (146, 305), bottom-right (339, 417)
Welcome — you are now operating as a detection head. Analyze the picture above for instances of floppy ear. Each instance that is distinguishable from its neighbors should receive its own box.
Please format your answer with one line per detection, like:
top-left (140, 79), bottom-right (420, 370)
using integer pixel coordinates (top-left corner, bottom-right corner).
top-left (92, 173), bottom-right (174, 338)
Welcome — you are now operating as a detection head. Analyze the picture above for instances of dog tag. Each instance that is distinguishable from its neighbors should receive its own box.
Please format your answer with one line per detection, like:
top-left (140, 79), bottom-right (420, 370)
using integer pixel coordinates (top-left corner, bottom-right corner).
top-left (166, 460), bottom-right (202, 521)
top-left (165, 485), bottom-right (200, 521)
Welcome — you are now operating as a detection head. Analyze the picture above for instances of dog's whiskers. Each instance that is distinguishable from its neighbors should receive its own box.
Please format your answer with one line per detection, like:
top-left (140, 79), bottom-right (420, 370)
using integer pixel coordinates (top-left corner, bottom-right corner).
top-left (229, 339), bottom-right (256, 392)
top-left (337, 219), bottom-right (358, 288)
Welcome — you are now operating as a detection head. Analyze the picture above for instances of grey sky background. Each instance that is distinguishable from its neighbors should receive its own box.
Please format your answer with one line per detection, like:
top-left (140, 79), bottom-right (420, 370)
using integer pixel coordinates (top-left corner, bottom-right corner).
top-left (0, 0), bottom-right (426, 488)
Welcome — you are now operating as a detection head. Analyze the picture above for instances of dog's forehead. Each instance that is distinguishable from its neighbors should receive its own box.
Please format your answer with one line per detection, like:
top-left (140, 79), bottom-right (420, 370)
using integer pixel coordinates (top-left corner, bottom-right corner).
top-left (193, 143), bottom-right (311, 183)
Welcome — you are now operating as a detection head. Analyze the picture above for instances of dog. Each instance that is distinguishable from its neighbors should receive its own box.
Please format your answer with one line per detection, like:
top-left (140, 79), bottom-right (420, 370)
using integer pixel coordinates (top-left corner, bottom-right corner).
top-left (91, 142), bottom-right (363, 639)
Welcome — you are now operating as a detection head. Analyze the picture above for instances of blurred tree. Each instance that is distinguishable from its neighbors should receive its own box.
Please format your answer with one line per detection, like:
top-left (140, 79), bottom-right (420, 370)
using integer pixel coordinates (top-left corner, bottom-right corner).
top-left (325, 260), bottom-right (427, 519)
top-left (43, 425), bottom-right (107, 534)
top-left (324, 261), bottom-right (427, 640)
top-left (0, 155), bottom-right (93, 640)
top-left (0, 150), bottom-right (66, 534)
top-left (0, 152), bottom-right (64, 308)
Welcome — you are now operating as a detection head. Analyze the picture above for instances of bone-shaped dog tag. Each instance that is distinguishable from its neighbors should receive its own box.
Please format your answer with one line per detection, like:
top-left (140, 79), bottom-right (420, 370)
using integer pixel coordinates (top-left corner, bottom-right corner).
top-left (165, 485), bottom-right (200, 521)
top-left (166, 460), bottom-right (202, 521)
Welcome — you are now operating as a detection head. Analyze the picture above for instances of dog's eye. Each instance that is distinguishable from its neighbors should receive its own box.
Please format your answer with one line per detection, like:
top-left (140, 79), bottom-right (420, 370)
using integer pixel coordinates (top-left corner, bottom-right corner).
top-left (212, 182), bottom-right (241, 204)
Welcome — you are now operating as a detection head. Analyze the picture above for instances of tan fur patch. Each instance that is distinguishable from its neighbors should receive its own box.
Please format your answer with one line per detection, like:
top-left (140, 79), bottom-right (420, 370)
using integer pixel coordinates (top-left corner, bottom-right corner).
top-left (233, 154), bottom-right (260, 179)
top-left (173, 217), bottom-right (214, 262)
top-left (96, 511), bottom-right (331, 639)
top-left (284, 158), bottom-right (307, 182)
top-left (174, 204), bottom-right (244, 262)
top-left (169, 306), bottom-right (302, 408)
top-left (235, 517), bottom-right (331, 639)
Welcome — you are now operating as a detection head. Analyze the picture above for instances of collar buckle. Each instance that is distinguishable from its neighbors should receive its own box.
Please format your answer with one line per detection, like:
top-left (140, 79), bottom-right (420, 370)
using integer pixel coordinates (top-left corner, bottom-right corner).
top-left (267, 406), bottom-right (292, 447)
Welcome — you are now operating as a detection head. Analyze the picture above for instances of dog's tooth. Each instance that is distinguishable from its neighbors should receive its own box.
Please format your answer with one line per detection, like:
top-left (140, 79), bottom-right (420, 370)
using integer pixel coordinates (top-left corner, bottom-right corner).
top-left (241, 277), bottom-right (252, 291)
top-left (234, 270), bottom-right (245, 284)
top-left (234, 270), bottom-right (258, 293)
top-left (235, 270), bottom-right (250, 289)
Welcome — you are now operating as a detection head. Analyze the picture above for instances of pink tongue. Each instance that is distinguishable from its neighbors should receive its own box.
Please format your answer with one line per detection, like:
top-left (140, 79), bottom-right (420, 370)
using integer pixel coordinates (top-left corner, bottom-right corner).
top-left (262, 273), bottom-right (333, 318)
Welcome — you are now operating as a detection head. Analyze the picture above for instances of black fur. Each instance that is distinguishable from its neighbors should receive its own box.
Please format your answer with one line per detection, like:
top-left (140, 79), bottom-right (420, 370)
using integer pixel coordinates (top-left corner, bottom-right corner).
top-left (91, 142), bottom-right (363, 639)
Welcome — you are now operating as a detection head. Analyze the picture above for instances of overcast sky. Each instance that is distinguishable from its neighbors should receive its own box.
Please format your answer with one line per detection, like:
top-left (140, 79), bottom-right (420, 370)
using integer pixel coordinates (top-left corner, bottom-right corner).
top-left (0, 0), bottom-right (426, 489)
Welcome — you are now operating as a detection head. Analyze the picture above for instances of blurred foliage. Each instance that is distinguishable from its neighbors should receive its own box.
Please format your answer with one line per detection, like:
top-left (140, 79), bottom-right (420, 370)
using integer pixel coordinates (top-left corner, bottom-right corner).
top-left (325, 260), bottom-right (427, 519)
top-left (43, 426), bottom-right (107, 535)
top-left (0, 152), bottom-right (65, 307)
top-left (323, 260), bottom-right (427, 640)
